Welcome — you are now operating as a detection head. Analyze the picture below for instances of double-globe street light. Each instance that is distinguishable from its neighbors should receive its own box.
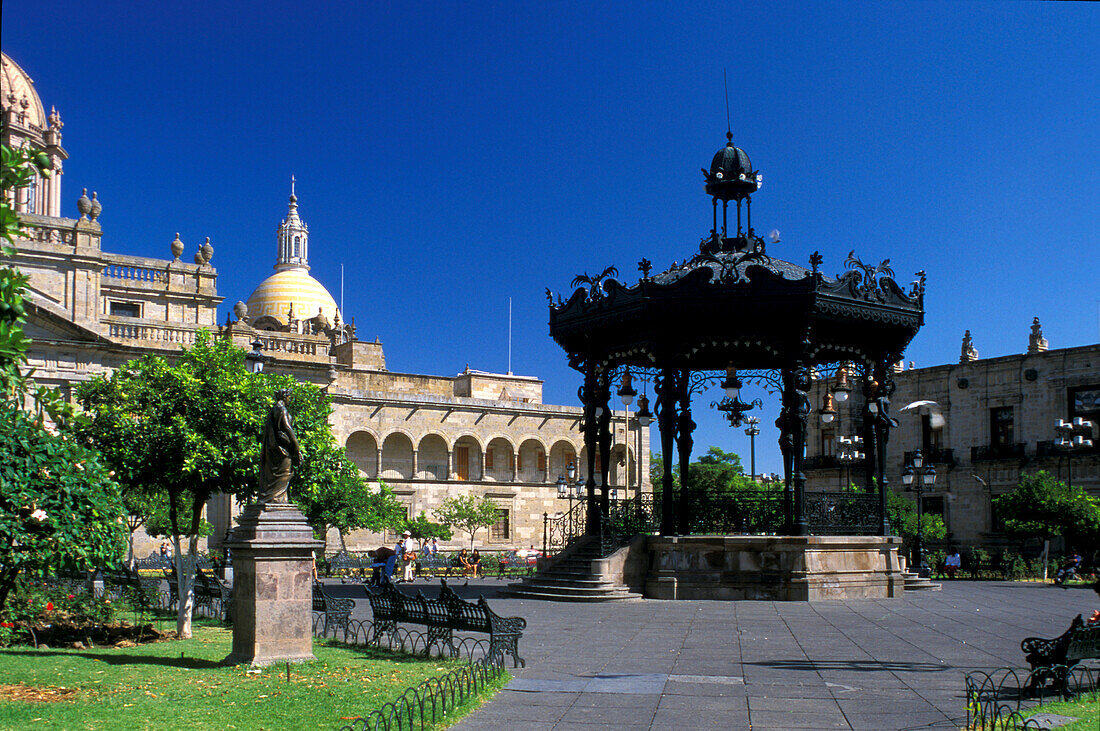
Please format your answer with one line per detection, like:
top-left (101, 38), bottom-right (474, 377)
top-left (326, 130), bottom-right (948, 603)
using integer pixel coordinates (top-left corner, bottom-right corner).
top-left (837, 435), bottom-right (865, 491)
top-left (901, 449), bottom-right (936, 578)
top-left (1054, 417), bottom-right (1096, 491)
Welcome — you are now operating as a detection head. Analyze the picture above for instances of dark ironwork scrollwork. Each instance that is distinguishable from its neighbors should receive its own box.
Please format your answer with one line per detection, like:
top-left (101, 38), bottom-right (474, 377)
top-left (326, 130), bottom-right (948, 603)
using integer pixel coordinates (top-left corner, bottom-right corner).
top-left (839, 250), bottom-right (896, 302)
top-left (570, 265), bottom-right (620, 301)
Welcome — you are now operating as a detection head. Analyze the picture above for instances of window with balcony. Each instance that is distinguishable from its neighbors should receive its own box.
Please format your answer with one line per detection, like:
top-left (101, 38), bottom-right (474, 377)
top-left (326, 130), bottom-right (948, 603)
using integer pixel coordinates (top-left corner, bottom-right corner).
top-left (990, 407), bottom-right (1014, 447)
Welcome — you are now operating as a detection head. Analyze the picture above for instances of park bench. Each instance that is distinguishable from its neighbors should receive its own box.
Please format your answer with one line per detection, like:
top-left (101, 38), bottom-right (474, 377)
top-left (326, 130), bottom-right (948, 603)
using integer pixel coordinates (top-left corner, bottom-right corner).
top-left (163, 566), bottom-right (232, 620)
top-left (312, 583), bottom-right (354, 636)
top-left (101, 567), bottom-right (159, 610)
top-left (1021, 614), bottom-right (1100, 696)
top-left (365, 579), bottom-right (526, 667)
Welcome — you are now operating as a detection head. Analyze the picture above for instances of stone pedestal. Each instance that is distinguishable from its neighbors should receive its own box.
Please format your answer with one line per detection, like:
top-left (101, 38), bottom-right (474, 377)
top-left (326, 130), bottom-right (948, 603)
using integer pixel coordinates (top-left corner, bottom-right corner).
top-left (645, 535), bottom-right (905, 601)
top-left (223, 503), bottom-right (322, 666)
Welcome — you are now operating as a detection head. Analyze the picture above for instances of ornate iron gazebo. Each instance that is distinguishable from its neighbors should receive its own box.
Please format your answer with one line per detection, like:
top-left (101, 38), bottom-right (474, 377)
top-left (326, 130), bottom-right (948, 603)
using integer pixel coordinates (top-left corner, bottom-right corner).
top-left (547, 132), bottom-right (925, 540)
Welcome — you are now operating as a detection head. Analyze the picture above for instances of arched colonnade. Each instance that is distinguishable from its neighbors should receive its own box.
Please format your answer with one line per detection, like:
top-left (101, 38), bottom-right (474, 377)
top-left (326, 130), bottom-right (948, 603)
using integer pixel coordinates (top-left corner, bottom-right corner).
top-left (344, 430), bottom-right (637, 486)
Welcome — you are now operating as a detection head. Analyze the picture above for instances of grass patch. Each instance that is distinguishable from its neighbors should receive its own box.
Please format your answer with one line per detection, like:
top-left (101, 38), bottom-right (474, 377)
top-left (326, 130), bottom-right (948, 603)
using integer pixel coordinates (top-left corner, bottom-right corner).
top-left (1022, 693), bottom-right (1100, 730)
top-left (0, 625), bottom-right (506, 730)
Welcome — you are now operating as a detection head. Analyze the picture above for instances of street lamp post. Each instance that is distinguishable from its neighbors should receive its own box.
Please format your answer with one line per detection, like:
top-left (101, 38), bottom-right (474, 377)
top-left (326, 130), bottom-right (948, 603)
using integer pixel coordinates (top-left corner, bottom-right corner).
top-left (1054, 417), bottom-right (1096, 490)
top-left (244, 339), bottom-right (267, 374)
top-left (744, 416), bottom-right (760, 482)
top-left (901, 449), bottom-right (936, 578)
top-left (618, 371), bottom-right (637, 497)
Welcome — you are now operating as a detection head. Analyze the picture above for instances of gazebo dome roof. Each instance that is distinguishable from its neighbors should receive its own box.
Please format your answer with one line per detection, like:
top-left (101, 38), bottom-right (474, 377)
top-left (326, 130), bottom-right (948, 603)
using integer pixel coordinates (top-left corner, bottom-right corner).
top-left (709, 136), bottom-right (753, 182)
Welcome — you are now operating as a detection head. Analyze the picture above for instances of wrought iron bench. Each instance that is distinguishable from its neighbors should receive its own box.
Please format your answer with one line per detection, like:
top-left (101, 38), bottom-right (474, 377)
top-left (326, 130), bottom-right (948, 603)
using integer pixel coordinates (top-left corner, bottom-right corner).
top-left (1021, 614), bottom-right (1100, 696)
top-left (101, 567), bottom-right (159, 610)
top-left (365, 579), bottom-right (525, 667)
top-left (312, 583), bottom-right (354, 636)
top-left (163, 566), bottom-right (232, 620)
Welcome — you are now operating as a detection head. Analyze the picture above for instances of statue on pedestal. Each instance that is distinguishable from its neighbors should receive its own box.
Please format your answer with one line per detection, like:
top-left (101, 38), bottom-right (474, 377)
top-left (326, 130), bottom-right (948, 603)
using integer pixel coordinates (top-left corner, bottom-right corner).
top-left (259, 389), bottom-right (301, 504)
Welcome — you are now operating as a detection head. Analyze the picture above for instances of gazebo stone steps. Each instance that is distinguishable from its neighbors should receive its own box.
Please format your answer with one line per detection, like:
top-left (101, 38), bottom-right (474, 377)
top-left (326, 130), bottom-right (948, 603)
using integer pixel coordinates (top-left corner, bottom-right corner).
top-left (902, 571), bottom-right (942, 591)
top-left (501, 541), bottom-right (643, 602)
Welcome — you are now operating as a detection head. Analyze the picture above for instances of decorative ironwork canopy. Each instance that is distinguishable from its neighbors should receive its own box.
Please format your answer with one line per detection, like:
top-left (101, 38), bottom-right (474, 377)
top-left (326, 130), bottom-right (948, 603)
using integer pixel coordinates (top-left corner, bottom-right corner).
top-left (547, 131), bottom-right (926, 539)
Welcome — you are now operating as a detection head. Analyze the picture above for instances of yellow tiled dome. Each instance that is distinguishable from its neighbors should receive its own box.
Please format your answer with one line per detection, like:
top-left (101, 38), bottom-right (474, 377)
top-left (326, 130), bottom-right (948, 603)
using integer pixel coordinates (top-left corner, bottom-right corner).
top-left (245, 269), bottom-right (339, 326)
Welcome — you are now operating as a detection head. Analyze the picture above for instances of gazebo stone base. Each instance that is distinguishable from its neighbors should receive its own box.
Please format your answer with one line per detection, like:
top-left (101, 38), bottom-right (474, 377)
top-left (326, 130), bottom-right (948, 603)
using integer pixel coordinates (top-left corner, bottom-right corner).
top-left (223, 503), bottom-right (323, 667)
top-left (644, 535), bottom-right (904, 601)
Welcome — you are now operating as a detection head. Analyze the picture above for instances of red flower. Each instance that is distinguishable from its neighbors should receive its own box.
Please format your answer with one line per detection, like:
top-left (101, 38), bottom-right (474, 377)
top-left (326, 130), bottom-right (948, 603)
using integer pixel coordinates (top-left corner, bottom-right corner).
top-left (67, 594), bottom-right (75, 600)
top-left (0, 621), bottom-right (13, 628)
top-left (45, 601), bottom-right (54, 611)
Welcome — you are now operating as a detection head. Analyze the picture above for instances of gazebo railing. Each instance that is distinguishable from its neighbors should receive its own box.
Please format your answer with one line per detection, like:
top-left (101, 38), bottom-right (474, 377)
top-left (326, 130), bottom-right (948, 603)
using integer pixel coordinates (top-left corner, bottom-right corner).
top-left (804, 491), bottom-right (881, 535)
top-left (545, 489), bottom-right (882, 559)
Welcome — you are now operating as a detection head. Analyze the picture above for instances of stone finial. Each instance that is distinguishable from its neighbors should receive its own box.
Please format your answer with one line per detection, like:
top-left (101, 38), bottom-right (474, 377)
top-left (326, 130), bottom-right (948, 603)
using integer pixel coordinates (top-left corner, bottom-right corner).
top-left (89, 192), bottom-right (101, 221)
top-left (960, 330), bottom-right (979, 363)
top-left (194, 250), bottom-right (205, 265)
top-left (1028, 317), bottom-right (1049, 354)
top-left (200, 237), bottom-right (213, 264)
top-left (77, 188), bottom-right (92, 220)
top-left (908, 361), bottom-right (915, 370)
top-left (892, 360), bottom-right (905, 373)
top-left (233, 300), bottom-right (249, 322)
top-left (170, 232), bottom-right (184, 260)
top-left (48, 105), bottom-right (63, 131)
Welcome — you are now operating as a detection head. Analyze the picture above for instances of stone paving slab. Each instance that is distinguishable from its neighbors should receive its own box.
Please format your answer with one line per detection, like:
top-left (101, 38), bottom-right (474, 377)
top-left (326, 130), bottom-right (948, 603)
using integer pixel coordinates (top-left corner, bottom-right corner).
top-left (337, 579), bottom-right (1099, 730)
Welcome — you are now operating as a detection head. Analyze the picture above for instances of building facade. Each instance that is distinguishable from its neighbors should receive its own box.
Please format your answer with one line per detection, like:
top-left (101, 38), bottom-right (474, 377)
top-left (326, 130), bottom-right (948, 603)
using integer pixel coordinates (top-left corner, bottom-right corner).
top-left (3, 51), bottom-right (650, 555)
top-left (804, 323), bottom-right (1100, 547)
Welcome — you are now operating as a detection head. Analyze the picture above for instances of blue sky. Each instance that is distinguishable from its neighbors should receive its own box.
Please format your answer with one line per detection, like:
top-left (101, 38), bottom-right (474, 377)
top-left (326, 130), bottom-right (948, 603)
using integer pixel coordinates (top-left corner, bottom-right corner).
top-left (5, 2), bottom-right (1099, 476)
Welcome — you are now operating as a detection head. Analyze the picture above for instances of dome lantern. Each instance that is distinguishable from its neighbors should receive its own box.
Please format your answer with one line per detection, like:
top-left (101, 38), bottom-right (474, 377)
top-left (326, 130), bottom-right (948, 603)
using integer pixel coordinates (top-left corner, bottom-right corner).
top-left (702, 130), bottom-right (763, 252)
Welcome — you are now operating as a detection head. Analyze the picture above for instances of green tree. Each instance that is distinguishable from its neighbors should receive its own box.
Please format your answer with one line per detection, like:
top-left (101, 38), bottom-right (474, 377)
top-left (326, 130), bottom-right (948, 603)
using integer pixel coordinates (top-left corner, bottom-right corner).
top-left (75, 331), bottom-right (394, 636)
top-left (887, 489), bottom-right (947, 546)
top-left (298, 462), bottom-right (406, 552)
top-left (433, 495), bottom-right (501, 548)
top-left (994, 471), bottom-right (1100, 546)
top-left (403, 511), bottom-right (453, 541)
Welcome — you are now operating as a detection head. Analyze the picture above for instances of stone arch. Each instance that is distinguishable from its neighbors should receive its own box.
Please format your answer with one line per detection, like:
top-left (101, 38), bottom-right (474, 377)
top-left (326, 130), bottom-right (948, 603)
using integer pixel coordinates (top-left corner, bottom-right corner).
top-left (417, 433), bottom-right (449, 481)
top-left (484, 436), bottom-right (516, 482)
top-left (578, 446), bottom-right (605, 486)
top-left (380, 432), bottom-right (414, 480)
top-left (452, 434), bottom-right (483, 481)
top-left (345, 430), bottom-right (379, 477)
top-left (609, 444), bottom-right (637, 493)
top-left (548, 439), bottom-right (579, 482)
top-left (517, 437), bottom-right (548, 483)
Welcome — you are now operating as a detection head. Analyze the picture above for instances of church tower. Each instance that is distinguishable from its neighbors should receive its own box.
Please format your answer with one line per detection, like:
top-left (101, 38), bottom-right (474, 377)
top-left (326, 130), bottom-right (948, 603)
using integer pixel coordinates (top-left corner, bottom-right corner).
top-left (275, 177), bottom-right (309, 271)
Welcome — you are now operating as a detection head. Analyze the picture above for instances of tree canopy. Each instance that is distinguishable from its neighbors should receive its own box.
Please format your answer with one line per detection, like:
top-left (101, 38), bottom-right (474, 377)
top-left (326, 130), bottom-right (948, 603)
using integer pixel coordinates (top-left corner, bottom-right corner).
top-left (433, 495), bottom-right (501, 548)
top-left (994, 471), bottom-right (1100, 547)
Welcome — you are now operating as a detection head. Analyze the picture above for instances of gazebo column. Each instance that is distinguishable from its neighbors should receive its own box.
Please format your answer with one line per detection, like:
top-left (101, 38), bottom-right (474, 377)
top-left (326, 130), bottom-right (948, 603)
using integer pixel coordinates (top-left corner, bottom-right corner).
top-left (581, 361), bottom-right (601, 535)
top-left (655, 368), bottom-right (679, 536)
top-left (861, 366), bottom-right (877, 493)
top-left (872, 360), bottom-right (897, 536)
top-left (675, 369), bottom-right (695, 535)
top-left (595, 369), bottom-right (613, 524)
top-left (777, 369), bottom-right (795, 533)
top-left (790, 362), bottom-right (811, 536)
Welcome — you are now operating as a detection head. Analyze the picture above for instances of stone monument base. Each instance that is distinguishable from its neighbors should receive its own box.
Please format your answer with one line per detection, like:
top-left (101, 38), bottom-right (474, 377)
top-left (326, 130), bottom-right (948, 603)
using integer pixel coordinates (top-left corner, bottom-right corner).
top-left (223, 503), bottom-right (322, 666)
top-left (645, 535), bottom-right (904, 601)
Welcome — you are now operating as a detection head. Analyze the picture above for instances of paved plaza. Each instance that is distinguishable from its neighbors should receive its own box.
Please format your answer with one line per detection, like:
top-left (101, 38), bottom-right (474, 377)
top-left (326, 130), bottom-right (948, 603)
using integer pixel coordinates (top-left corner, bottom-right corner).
top-left (336, 580), bottom-right (1099, 730)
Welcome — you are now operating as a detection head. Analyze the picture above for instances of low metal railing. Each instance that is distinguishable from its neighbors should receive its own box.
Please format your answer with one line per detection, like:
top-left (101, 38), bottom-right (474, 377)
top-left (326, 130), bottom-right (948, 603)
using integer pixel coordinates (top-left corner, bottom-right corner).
top-left (965, 665), bottom-right (1098, 730)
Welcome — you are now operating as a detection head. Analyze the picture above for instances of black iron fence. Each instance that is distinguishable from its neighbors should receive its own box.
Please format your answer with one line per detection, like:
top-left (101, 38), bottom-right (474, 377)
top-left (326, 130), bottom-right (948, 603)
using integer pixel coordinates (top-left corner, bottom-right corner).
top-left (314, 615), bottom-right (509, 731)
top-left (965, 665), bottom-right (1098, 730)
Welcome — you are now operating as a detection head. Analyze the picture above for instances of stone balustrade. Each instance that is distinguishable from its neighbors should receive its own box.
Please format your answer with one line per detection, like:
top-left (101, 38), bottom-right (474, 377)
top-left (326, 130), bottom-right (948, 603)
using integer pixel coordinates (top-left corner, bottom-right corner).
top-left (108, 321), bottom-right (199, 345)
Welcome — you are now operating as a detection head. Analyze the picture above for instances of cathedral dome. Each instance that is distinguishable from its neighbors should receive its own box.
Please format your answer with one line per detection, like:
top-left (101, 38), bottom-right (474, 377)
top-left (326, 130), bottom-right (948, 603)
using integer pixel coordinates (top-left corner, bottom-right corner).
top-left (245, 269), bottom-right (339, 328)
top-left (1, 52), bottom-right (48, 130)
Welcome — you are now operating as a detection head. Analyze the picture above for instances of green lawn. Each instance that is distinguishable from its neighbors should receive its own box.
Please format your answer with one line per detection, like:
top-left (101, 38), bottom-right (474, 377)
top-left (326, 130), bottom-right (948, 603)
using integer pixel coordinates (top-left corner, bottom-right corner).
top-left (1023, 693), bottom-right (1100, 730)
top-left (0, 626), bottom-right (506, 730)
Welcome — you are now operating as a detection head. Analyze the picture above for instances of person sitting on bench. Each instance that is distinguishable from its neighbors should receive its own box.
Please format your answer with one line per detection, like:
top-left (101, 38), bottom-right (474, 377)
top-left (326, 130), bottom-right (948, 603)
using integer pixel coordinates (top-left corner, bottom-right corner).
top-left (369, 545), bottom-right (398, 586)
top-left (458, 548), bottom-right (475, 577)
